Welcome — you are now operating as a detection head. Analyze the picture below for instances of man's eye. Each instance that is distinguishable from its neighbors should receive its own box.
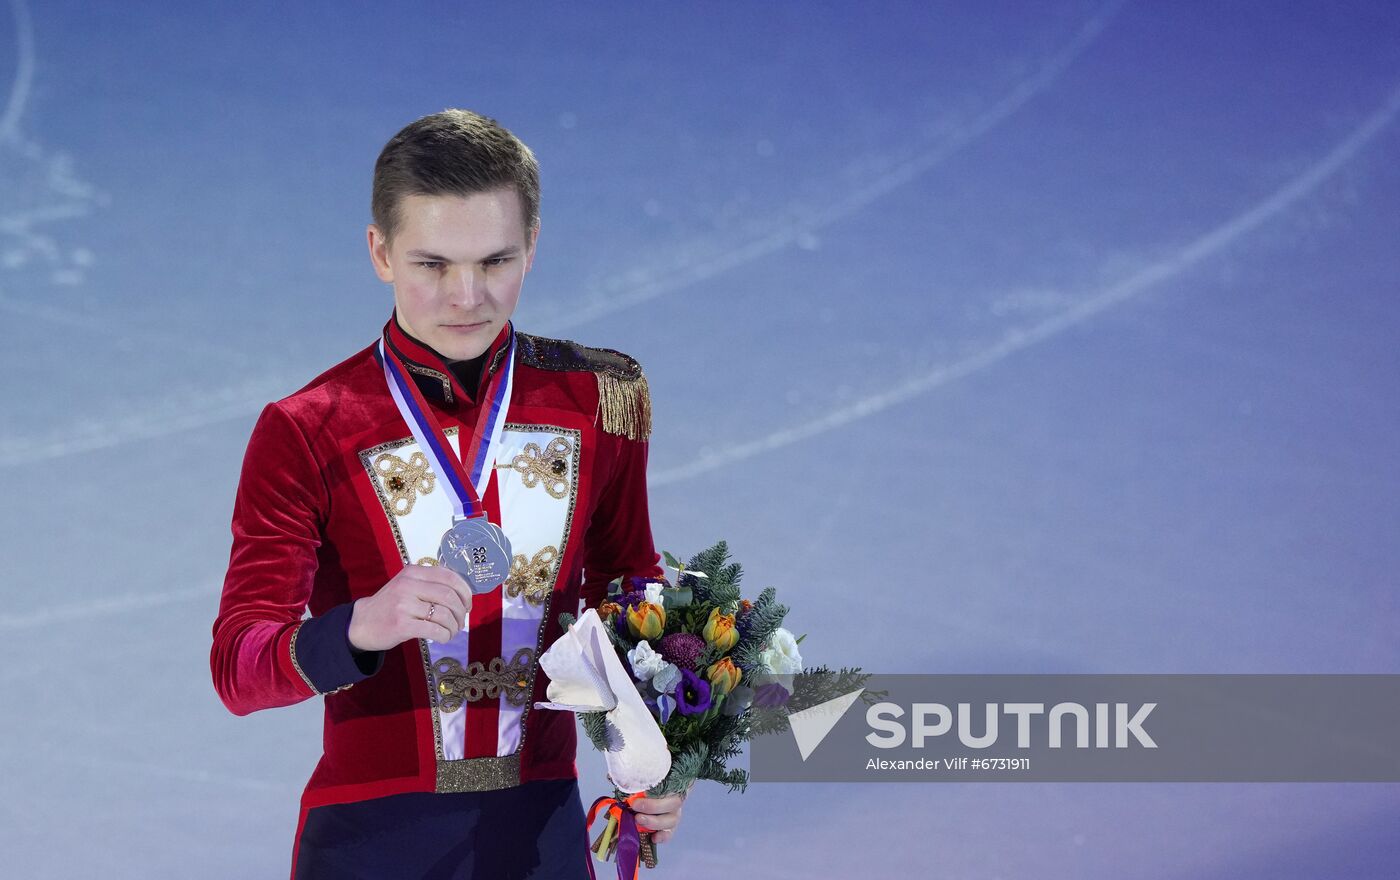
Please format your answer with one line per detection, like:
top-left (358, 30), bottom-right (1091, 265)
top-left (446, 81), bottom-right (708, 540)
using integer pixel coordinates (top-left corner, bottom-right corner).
top-left (483, 257), bottom-right (511, 268)
top-left (417, 261), bottom-right (443, 270)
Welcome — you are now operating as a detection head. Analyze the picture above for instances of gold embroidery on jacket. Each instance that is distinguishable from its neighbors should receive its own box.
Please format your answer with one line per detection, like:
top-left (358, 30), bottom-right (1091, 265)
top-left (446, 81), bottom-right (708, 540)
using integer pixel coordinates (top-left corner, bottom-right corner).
top-left (505, 545), bottom-right (559, 607)
top-left (433, 647), bottom-right (537, 711)
top-left (374, 451), bottom-right (436, 517)
top-left (505, 436), bottom-right (572, 499)
top-left (492, 423), bottom-right (582, 775)
top-left (359, 429), bottom-right (458, 564)
top-left (359, 424), bottom-right (581, 785)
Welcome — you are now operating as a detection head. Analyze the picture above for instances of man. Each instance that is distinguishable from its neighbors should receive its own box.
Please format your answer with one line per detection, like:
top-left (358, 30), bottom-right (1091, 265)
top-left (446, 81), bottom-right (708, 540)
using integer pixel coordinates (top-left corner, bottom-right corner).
top-left (211, 109), bottom-right (687, 878)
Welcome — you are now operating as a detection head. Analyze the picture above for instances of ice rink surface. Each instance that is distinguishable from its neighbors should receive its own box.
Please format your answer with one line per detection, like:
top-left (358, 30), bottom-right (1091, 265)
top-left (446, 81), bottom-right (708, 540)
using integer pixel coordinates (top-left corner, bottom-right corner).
top-left (2, 0), bottom-right (1399, 876)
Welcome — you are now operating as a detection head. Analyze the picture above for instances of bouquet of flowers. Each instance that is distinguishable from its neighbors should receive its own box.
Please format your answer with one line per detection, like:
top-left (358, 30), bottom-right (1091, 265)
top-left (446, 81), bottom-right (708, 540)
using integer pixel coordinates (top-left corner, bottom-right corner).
top-left (541, 540), bottom-right (872, 874)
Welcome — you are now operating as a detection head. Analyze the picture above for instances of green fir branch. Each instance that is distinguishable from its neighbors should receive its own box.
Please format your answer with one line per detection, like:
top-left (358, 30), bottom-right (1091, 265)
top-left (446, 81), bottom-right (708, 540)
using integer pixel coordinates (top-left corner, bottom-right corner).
top-left (580, 711), bottom-right (612, 752)
top-left (700, 765), bottom-right (750, 794)
top-left (648, 741), bottom-right (709, 797)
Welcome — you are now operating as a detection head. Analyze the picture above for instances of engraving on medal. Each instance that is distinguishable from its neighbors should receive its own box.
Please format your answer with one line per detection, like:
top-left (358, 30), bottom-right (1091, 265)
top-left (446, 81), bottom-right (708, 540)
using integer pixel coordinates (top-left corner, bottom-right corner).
top-left (433, 647), bottom-right (537, 712)
top-left (504, 545), bottom-right (559, 607)
top-left (439, 517), bottom-right (513, 593)
top-left (505, 436), bottom-right (572, 499)
top-left (374, 451), bottom-right (436, 517)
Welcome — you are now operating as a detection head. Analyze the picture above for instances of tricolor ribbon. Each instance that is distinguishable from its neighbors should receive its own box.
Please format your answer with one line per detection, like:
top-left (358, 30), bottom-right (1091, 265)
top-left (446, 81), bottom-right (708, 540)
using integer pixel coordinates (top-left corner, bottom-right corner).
top-left (585, 791), bottom-right (656, 878)
top-left (375, 325), bottom-right (516, 521)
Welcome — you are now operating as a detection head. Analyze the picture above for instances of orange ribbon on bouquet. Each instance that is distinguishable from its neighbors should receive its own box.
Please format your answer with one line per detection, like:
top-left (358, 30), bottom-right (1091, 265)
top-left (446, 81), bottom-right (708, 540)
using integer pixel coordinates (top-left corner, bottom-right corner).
top-left (585, 791), bottom-right (657, 878)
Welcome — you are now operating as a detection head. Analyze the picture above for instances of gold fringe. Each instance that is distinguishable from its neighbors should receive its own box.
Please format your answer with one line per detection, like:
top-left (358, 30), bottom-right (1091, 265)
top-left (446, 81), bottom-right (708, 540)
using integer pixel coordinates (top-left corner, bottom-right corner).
top-left (597, 370), bottom-right (652, 441)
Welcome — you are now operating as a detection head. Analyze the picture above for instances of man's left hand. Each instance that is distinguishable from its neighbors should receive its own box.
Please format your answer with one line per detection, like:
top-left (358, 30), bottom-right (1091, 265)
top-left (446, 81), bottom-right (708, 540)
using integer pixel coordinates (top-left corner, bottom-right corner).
top-left (630, 781), bottom-right (695, 844)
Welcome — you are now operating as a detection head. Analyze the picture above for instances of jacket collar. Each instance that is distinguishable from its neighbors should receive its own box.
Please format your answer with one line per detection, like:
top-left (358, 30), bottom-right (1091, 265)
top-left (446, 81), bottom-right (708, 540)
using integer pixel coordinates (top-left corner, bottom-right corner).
top-left (382, 312), bottom-right (513, 407)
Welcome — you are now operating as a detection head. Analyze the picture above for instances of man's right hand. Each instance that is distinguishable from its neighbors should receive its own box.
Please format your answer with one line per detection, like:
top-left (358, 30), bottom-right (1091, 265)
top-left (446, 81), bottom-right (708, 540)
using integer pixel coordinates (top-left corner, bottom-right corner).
top-left (348, 564), bottom-right (474, 651)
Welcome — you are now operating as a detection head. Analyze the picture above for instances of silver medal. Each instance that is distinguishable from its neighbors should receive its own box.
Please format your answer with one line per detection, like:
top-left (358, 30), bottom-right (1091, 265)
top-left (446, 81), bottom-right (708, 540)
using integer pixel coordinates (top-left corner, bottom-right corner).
top-left (438, 516), bottom-right (513, 593)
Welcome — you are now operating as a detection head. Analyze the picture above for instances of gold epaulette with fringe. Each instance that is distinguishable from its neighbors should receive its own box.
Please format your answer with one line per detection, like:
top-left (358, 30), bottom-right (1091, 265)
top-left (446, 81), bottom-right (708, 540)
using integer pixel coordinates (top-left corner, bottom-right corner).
top-left (515, 332), bottom-right (652, 441)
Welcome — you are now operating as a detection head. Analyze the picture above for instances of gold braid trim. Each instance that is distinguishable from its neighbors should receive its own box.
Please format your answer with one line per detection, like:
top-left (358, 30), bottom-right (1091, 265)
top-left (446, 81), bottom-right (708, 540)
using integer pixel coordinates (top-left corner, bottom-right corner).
top-left (597, 368), bottom-right (652, 442)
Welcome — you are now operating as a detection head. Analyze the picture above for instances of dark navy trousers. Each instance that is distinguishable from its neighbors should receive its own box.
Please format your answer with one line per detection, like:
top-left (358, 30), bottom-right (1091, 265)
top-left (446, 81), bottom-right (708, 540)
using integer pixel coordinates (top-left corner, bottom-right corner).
top-left (294, 777), bottom-right (593, 879)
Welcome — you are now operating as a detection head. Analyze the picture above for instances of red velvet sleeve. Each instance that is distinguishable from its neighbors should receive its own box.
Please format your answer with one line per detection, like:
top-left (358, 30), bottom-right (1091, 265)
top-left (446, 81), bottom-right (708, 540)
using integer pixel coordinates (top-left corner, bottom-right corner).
top-left (210, 402), bottom-right (326, 715)
top-left (580, 430), bottom-right (666, 610)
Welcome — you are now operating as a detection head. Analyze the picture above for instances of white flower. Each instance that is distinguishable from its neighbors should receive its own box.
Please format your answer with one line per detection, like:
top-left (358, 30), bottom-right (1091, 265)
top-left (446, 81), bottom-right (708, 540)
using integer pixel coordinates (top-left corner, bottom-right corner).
top-left (759, 627), bottom-right (803, 676)
top-left (627, 640), bottom-right (668, 681)
top-left (650, 662), bottom-right (681, 696)
top-left (644, 581), bottom-right (666, 607)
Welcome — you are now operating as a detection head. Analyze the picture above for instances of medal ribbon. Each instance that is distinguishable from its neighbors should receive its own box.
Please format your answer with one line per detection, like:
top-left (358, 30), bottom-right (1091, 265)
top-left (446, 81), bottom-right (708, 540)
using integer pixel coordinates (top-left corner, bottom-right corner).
top-left (375, 325), bottom-right (516, 521)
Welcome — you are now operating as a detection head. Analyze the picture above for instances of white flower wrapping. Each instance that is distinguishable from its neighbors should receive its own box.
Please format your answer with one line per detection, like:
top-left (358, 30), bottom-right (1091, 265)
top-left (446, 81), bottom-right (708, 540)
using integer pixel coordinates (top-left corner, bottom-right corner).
top-left (533, 609), bottom-right (672, 793)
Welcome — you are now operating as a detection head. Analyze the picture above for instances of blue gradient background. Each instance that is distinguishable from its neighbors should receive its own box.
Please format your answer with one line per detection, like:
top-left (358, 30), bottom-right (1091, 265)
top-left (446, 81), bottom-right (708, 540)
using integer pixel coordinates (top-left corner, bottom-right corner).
top-left (2, 1), bottom-right (1399, 877)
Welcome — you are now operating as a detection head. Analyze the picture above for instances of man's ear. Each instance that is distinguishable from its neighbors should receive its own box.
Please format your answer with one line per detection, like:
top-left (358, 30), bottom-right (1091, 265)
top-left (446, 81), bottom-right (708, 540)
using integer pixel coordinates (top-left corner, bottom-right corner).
top-left (524, 222), bottom-right (541, 272)
top-left (367, 224), bottom-right (395, 283)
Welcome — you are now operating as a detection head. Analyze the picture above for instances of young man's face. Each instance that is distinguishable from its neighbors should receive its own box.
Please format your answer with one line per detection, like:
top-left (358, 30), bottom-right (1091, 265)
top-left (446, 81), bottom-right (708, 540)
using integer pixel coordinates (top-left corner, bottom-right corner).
top-left (368, 188), bottom-right (538, 361)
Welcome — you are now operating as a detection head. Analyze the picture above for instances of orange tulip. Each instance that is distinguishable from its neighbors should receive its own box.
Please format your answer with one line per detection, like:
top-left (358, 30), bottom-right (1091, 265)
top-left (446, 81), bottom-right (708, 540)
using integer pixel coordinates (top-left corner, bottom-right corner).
top-left (706, 657), bottom-right (742, 696)
top-left (627, 601), bottom-right (665, 640)
top-left (702, 607), bottom-right (739, 652)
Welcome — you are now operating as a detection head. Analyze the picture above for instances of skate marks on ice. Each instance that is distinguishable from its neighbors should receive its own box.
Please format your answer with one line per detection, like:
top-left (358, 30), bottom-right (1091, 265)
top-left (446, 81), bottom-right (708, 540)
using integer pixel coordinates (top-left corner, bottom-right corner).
top-left (0, 3), bottom-right (1122, 464)
top-left (0, 583), bottom-right (213, 633)
top-left (0, 0), bottom-right (104, 290)
top-left (650, 80), bottom-right (1400, 485)
top-left (540, 0), bottom-right (1127, 332)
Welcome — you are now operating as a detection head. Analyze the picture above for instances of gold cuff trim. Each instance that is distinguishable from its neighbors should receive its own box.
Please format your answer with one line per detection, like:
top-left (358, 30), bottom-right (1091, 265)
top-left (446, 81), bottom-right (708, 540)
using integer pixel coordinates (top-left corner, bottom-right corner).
top-left (288, 621), bottom-right (320, 695)
top-left (289, 620), bottom-right (355, 697)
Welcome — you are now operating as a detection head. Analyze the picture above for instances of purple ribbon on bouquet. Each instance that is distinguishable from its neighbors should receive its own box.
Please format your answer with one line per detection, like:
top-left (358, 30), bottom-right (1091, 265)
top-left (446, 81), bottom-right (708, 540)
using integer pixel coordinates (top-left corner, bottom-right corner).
top-left (585, 791), bottom-right (651, 879)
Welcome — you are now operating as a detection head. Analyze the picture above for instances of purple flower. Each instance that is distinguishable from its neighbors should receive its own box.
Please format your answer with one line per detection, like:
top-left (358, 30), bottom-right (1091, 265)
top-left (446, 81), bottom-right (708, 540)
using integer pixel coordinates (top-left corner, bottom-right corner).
top-left (752, 680), bottom-right (791, 708)
top-left (657, 632), bottom-right (705, 668)
top-left (613, 592), bottom-right (645, 638)
top-left (675, 669), bottom-right (712, 716)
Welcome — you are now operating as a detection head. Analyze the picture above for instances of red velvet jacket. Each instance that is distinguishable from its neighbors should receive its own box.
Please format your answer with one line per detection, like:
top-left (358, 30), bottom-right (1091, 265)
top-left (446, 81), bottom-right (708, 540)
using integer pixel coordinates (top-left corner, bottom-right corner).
top-left (211, 315), bottom-right (664, 810)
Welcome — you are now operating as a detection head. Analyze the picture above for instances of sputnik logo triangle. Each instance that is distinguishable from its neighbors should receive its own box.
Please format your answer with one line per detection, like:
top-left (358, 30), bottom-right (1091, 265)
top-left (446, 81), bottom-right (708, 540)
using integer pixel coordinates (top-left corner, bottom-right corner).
top-left (788, 688), bottom-right (865, 761)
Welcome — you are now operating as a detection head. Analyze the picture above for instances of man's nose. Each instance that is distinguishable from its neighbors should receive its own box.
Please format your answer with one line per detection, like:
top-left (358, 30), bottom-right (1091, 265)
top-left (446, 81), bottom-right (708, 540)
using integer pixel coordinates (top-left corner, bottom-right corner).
top-left (446, 267), bottom-right (485, 305)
